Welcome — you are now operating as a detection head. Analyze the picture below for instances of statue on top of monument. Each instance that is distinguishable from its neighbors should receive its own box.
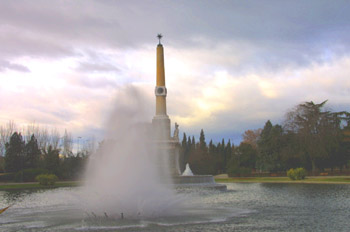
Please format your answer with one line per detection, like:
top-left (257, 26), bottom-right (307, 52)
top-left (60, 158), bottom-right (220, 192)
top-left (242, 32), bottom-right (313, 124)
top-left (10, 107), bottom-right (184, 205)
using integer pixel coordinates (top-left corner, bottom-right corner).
top-left (173, 122), bottom-right (179, 141)
top-left (157, 33), bottom-right (163, 45)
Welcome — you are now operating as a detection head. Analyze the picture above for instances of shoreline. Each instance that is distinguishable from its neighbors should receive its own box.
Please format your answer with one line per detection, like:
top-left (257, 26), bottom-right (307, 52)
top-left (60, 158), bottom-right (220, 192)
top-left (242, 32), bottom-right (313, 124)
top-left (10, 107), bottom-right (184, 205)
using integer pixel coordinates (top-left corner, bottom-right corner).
top-left (215, 176), bottom-right (350, 184)
top-left (1, 176), bottom-right (350, 191)
top-left (0, 181), bottom-right (81, 191)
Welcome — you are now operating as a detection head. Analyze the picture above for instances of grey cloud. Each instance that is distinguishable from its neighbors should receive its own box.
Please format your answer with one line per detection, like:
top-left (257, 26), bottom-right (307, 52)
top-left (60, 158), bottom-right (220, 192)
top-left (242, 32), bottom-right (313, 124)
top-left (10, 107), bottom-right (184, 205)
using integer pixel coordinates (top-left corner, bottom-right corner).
top-left (1, 0), bottom-right (349, 72)
top-left (0, 59), bottom-right (30, 72)
top-left (75, 50), bottom-right (120, 73)
top-left (76, 62), bottom-right (119, 73)
top-left (2, 0), bottom-right (350, 144)
top-left (0, 26), bottom-right (77, 58)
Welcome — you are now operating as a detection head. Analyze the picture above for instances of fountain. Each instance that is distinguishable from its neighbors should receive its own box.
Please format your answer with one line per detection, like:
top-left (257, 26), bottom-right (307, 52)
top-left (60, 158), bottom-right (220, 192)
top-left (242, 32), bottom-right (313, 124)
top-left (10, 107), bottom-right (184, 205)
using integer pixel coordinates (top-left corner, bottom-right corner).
top-left (81, 35), bottom-right (225, 219)
top-left (82, 86), bottom-right (182, 218)
top-left (0, 36), bottom-right (231, 231)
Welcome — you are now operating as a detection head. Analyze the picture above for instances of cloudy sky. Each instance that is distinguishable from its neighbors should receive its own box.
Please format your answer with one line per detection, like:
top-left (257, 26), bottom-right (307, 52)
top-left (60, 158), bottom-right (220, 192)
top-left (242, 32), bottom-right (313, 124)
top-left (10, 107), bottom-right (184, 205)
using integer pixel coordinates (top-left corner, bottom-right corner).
top-left (1, 0), bottom-right (350, 144)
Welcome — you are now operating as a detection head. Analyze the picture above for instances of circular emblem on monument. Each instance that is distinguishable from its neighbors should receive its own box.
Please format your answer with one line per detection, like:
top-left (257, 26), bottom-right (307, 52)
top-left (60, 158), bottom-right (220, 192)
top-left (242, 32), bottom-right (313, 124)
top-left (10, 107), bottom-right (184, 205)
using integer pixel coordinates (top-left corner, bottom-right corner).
top-left (155, 86), bottom-right (167, 96)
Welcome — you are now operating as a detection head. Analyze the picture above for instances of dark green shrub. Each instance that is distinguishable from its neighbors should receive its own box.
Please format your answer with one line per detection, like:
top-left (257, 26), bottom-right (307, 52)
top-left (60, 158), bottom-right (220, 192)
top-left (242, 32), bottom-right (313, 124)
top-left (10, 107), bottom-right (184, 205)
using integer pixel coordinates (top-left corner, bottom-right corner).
top-left (287, 168), bottom-right (306, 180)
top-left (35, 174), bottom-right (58, 186)
top-left (14, 168), bottom-right (48, 182)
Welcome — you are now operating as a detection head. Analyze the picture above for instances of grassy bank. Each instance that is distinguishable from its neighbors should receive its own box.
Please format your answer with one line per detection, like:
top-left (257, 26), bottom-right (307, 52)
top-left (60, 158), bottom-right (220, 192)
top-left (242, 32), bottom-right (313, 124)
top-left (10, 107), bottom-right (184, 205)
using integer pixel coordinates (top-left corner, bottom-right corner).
top-left (0, 181), bottom-right (81, 190)
top-left (215, 176), bottom-right (350, 184)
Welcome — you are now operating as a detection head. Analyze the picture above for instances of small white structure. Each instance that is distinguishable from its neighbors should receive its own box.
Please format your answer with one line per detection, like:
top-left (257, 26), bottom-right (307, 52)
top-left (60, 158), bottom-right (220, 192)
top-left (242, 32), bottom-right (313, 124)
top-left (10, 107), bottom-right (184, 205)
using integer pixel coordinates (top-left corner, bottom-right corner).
top-left (182, 163), bottom-right (194, 176)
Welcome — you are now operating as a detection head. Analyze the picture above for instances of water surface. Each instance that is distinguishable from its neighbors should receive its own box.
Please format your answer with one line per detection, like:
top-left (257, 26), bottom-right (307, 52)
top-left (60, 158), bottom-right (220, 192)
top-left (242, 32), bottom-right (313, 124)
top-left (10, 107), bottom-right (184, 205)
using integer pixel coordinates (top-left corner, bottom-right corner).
top-left (1, 183), bottom-right (350, 231)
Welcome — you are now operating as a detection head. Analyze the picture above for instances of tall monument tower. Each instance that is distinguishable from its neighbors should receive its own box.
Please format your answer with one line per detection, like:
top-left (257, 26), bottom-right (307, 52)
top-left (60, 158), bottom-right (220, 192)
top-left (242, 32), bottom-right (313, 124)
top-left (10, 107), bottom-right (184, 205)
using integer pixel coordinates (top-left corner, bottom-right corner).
top-left (152, 34), bottom-right (171, 140)
top-left (150, 35), bottom-right (226, 189)
top-left (152, 34), bottom-right (181, 176)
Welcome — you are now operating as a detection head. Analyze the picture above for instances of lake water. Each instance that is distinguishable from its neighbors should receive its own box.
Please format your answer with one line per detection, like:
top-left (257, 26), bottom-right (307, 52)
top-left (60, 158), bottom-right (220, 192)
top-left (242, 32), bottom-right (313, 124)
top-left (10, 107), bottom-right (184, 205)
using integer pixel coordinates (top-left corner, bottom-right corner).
top-left (1, 183), bottom-right (350, 231)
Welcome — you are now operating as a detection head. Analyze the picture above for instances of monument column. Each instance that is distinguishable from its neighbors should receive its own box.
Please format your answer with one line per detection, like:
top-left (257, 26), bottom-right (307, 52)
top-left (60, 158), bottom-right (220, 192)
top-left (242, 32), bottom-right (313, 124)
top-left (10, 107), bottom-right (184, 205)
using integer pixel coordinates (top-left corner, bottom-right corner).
top-left (152, 34), bottom-right (171, 140)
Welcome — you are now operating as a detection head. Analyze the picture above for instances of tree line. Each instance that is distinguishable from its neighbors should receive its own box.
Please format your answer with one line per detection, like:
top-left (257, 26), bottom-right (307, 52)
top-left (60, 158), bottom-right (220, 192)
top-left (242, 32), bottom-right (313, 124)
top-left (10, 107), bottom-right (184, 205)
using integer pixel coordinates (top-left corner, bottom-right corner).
top-left (181, 101), bottom-right (350, 176)
top-left (0, 122), bottom-right (94, 181)
top-left (2, 100), bottom-right (349, 180)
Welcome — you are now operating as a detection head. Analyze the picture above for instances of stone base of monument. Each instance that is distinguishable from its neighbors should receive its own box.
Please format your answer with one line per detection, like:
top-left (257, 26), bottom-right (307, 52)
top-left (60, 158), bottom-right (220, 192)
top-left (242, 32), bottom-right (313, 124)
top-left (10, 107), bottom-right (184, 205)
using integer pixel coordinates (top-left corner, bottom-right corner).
top-left (172, 175), bottom-right (227, 190)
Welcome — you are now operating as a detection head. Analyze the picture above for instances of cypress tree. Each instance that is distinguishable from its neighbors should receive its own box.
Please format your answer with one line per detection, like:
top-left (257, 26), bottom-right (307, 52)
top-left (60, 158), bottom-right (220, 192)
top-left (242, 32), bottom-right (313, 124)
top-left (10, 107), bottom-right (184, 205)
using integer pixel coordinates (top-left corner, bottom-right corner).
top-left (5, 132), bottom-right (25, 172)
top-left (181, 133), bottom-right (187, 149)
top-left (181, 133), bottom-right (188, 170)
top-left (24, 134), bottom-right (41, 169)
top-left (208, 139), bottom-right (214, 155)
top-left (226, 140), bottom-right (232, 161)
top-left (209, 139), bottom-right (220, 174)
top-left (199, 129), bottom-right (206, 151)
top-left (221, 138), bottom-right (227, 172)
top-left (191, 136), bottom-right (196, 150)
top-left (187, 136), bottom-right (191, 146)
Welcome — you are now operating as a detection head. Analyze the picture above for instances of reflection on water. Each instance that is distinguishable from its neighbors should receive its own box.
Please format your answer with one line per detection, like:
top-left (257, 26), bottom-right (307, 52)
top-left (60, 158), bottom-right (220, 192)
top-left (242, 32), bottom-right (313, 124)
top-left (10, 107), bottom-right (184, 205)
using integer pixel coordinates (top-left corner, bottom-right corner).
top-left (1, 189), bottom-right (47, 203)
top-left (1, 184), bottom-right (350, 231)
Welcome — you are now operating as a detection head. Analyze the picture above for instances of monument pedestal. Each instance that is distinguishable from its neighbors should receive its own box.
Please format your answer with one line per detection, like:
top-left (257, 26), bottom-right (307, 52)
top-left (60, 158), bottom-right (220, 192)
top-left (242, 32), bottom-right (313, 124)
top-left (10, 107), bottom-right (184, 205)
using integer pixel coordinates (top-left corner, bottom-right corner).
top-left (152, 115), bottom-right (171, 141)
top-left (153, 139), bottom-right (181, 177)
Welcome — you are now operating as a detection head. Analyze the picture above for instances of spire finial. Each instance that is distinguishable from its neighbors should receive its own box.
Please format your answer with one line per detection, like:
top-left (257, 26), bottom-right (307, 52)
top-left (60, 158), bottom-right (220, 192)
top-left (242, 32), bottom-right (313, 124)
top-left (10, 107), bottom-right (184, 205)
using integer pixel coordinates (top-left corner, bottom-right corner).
top-left (157, 34), bottom-right (163, 45)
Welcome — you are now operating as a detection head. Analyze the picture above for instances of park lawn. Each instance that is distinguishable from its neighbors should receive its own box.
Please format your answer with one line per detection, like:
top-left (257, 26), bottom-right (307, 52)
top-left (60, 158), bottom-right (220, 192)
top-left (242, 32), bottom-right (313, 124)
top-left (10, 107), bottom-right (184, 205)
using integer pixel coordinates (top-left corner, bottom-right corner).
top-left (215, 176), bottom-right (350, 184)
top-left (0, 181), bottom-right (81, 190)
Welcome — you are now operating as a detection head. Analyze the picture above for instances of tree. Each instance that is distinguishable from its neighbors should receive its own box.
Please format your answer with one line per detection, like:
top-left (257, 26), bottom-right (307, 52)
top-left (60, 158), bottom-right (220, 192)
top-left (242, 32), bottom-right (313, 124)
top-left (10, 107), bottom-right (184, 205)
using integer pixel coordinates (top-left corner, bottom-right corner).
top-left (49, 128), bottom-right (60, 150)
top-left (219, 138), bottom-right (227, 173)
top-left (227, 142), bottom-right (258, 177)
top-left (181, 132), bottom-right (187, 150)
top-left (36, 127), bottom-right (49, 152)
top-left (257, 120), bottom-right (284, 172)
top-left (225, 140), bottom-right (233, 164)
top-left (59, 154), bottom-right (88, 180)
top-left (80, 137), bottom-right (96, 156)
top-left (236, 142), bottom-right (257, 169)
top-left (191, 136), bottom-right (196, 150)
top-left (188, 130), bottom-right (216, 175)
top-left (283, 100), bottom-right (348, 172)
top-left (199, 129), bottom-right (206, 152)
top-left (242, 129), bottom-right (262, 149)
top-left (279, 132), bottom-right (308, 170)
top-left (43, 145), bottom-right (60, 175)
top-left (186, 135), bottom-right (192, 162)
top-left (338, 124), bottom-right (350, 169)
top-left (4, 132), bottom-right (25, 172)
top-left (208, 139), bottom-right (221, 174)
top-left (0, 156), bottom-right (5, 172)
top-left (24, 134), bottom-right (41, 169)
top-left (180, 133), bottom-right (189, 172)
top-left (24, 122), bottom-right (40, 143)
top-left (0, 121), bottom-right (17, 157)
top-left (62, 129), bottom-right (73, 157)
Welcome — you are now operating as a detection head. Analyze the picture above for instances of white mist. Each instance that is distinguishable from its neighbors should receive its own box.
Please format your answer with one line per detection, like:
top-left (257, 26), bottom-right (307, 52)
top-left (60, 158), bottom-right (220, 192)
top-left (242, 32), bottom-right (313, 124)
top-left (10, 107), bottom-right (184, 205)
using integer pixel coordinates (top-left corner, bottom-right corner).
top-left (82, 86), bottom-right (179, 219)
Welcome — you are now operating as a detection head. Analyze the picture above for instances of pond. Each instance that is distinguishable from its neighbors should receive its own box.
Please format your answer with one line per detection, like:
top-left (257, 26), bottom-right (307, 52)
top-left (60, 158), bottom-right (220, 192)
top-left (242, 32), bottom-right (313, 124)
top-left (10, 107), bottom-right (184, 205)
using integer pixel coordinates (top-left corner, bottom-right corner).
top-left (1, 183), bottom-right (350, 231)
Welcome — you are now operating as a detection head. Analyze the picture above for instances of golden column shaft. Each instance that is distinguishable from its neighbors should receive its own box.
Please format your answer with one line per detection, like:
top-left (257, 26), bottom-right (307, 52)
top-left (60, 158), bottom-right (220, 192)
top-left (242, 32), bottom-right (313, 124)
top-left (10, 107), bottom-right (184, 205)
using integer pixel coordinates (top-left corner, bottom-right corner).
top-left (156, 44), bottom-right (167, 115)
top-left (156, 97), bottom-right (167, 115)
top-left (156, 44), bottom-right (165, 86)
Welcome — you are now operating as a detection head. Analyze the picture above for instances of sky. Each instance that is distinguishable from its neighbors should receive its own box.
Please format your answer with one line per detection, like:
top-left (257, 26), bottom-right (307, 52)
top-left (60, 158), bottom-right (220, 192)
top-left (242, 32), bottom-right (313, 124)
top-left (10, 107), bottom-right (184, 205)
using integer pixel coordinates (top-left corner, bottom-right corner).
top-left (0, 0), bottom-right (350, 145)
